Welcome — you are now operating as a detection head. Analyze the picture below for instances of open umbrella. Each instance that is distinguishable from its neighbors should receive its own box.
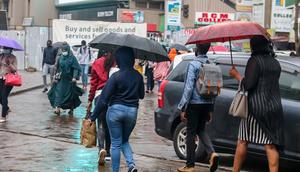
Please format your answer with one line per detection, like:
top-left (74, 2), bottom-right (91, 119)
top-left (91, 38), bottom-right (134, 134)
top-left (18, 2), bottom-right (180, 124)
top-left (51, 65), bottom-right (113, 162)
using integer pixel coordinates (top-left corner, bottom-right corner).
top-left (170, 43), bottom-right (189, 52)
top-left (0, 37), bottom-right (23, 51)
top-left (89, 33), bottom-right (169, 62)
top-left (186, 21), bottom-right (270, 65)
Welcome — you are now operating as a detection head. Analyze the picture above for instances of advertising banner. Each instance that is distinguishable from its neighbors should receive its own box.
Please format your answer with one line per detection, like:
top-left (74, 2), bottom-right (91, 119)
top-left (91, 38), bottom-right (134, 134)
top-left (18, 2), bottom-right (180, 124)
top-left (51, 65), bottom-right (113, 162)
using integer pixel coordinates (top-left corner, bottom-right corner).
top-left (252, 0), bottom-right (265, 27)
top-left (236, 12), bottom-right (252, 21)
top-left (120, 10), bottom-right (144, 23)
top-left (195, 12), bottom-right (235, 25)
top-left (52, 19), bottom-right (147, 45)
top-left (236, 0), bottom-right (253, 12)
top-left (166, 0), bottom-right (181, 31)
top-left (271, 0), bottom-right (292, 32)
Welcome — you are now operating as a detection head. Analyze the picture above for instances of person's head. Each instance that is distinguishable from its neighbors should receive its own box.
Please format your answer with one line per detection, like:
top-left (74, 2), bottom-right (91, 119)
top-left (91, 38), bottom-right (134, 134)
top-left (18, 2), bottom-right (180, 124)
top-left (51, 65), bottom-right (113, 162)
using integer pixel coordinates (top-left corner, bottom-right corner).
top-left (195, 43), bottom-right (211, 56)
top-left (61, 42), bottom-right (70, 57)
top-left (104, 51), bottom-right (115, 73)
top-left (81, 40), bottom-right (86, 47)
top-left (115, 46), bottom-right (135, 69)
top-left (47, 40), bottom-right (52, 47)
top-left (250, 35), bottom-right (274, 57)
top-left (0, 46), bottom-right (13, 54)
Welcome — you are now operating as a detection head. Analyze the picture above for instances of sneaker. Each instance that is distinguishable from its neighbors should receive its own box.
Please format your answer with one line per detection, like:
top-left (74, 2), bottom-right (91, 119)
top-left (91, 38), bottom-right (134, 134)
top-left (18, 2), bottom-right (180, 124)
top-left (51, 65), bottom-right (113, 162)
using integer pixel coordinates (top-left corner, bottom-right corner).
top-left (98, 149), bottom-right (107, 166)
top-left (68, 110), bottom-right (73, 115)
top-left (209, 152), bottom-right (220, 172)
top-left (177, 166), bottom-right (195, 172)
top-left (104, 156), bottom-right (111, 161)
top-left (42, 88), bottom-right (48, 93)
top-left (0, 117), bottom-right (7, 123)
top-left (128, 166), bottom-right (138, 172)
top-left (54, 108), bottom-right (60, 116)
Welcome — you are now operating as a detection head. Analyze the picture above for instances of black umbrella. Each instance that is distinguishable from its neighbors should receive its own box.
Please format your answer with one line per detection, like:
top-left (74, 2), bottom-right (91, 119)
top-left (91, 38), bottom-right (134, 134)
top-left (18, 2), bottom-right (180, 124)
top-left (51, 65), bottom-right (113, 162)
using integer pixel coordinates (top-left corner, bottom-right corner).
top-left (170, 43), bottom-right (189, 52)
top-left (89, 33), bottom-right (169, 62)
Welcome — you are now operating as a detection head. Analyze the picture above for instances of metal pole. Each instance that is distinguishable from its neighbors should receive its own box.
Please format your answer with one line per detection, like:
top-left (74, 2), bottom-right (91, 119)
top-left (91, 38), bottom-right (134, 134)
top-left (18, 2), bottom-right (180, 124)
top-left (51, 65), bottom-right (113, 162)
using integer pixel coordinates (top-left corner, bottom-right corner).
top-left (229, 38), bottom-right (233, 65)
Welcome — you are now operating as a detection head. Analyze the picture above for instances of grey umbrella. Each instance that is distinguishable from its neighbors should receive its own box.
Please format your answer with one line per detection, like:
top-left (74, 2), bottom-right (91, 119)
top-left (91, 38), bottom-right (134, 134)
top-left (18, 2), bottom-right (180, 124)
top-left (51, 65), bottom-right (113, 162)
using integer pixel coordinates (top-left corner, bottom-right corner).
top-left (170, 43), bottom-right (189, 52)
top-left (89, 33), bottom-right (169, 62)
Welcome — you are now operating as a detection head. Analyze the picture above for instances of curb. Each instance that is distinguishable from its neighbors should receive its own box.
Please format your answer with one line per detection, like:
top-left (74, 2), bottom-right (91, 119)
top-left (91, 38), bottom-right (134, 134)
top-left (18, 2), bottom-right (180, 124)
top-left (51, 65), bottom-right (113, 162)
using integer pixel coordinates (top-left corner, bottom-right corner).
top-left (10, 85), bottom-right (44, 96)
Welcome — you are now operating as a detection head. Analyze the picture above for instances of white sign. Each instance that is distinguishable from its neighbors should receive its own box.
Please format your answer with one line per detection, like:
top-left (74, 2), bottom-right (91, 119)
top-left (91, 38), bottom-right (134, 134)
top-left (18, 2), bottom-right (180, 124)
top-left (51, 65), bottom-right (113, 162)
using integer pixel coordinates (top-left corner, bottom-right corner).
top-left (236, 0), bottom-right (253, 6)
top-left (195, 12), bottom-right (235, 25)
top-left (52, 19), bottom-right (147, 45)
top-left (271, 0), bottom-right (293, 32)
top-left (252, 1), bottom-right (265, 27)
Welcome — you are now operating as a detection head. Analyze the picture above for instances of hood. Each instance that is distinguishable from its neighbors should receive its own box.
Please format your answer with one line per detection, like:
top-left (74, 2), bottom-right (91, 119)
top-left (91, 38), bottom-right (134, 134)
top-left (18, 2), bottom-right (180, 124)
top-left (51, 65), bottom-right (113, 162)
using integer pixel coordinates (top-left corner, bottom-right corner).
top-left (115, 47), bottom-right (135, 69)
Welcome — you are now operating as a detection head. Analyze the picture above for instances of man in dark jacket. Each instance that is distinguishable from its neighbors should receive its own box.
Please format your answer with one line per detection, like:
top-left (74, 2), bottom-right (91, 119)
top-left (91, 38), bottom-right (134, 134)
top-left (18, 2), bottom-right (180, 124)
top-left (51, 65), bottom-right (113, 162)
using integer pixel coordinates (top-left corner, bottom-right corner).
top-left (42, 40), bottom-right (56, 92)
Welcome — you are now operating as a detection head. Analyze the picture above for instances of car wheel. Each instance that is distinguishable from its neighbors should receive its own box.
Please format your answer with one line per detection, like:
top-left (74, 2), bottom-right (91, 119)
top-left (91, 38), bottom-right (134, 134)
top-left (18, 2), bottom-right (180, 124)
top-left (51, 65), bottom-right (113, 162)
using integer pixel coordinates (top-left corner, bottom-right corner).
top-left (173, 122), bottom-right (207, 162)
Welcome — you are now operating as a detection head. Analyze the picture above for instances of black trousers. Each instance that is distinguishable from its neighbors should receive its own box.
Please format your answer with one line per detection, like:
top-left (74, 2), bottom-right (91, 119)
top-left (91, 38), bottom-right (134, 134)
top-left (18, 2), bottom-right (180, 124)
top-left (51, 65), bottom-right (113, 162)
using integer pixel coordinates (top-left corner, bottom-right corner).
top-left (95, 96), bottom-right (111, 154)
top-left (0, 79), bottom-right (13, 117)
top-left (146, 69), bottom-right (154, 91)
top-left (186, 104), bottom-right (215, 167)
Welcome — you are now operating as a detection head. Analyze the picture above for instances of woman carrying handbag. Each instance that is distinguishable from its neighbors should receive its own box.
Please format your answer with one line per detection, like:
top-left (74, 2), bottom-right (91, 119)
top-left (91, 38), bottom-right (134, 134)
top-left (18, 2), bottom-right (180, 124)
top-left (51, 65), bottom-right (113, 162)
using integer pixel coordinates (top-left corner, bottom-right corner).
top-left (229, 36), bottom-right (284, 172)
top-left (0, 46), bottom-right (18, 123)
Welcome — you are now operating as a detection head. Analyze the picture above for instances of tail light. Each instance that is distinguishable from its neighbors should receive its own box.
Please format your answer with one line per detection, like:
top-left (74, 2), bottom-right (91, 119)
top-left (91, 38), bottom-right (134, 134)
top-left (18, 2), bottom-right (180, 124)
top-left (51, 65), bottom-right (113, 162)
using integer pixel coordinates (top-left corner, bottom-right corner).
top-left (158, 80), bottom-right (168, 108)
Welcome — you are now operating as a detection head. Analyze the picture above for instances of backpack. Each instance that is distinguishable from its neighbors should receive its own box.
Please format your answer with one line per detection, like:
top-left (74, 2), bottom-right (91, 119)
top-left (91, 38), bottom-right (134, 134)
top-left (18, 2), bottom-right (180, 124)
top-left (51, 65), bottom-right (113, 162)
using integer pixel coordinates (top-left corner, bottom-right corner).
top-left (196, 59), bottom-right (223, 98)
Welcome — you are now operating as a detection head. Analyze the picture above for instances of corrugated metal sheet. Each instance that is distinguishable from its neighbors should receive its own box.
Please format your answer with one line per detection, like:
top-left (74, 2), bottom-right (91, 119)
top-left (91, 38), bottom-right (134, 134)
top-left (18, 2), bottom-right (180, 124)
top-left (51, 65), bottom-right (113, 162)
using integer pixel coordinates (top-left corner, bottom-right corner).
top-left (194, 0), bottom-right (236, 13)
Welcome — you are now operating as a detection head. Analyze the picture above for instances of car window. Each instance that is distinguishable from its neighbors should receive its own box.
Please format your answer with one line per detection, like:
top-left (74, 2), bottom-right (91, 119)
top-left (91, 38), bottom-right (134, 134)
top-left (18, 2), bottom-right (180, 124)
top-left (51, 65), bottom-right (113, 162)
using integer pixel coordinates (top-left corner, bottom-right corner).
top-left (167, 61), bottom-right (190, 82)
top-left (279, 71), bottom-right (300, 101)
top-left (218, 64), bottom-right (245, 90)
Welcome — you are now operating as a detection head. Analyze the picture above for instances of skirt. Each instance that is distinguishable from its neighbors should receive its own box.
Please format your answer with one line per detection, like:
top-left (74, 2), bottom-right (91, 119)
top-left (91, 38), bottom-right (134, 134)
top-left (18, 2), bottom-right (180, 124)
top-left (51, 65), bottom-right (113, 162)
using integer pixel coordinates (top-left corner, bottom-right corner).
top-left (238, 114), bottom-right (272, 145)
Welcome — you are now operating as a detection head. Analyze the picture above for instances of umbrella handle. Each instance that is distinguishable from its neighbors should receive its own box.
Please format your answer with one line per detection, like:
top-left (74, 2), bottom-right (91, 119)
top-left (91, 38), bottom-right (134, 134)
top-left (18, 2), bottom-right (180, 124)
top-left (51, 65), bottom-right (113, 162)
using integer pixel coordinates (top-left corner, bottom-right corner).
top-left (229, 38), bottom-right (233, 66)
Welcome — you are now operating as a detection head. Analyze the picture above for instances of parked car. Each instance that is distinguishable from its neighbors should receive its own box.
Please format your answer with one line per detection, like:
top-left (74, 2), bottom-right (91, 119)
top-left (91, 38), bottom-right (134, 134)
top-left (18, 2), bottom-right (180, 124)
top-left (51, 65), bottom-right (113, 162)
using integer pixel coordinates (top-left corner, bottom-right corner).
top-left (155, 53), bottom-right (300, 163)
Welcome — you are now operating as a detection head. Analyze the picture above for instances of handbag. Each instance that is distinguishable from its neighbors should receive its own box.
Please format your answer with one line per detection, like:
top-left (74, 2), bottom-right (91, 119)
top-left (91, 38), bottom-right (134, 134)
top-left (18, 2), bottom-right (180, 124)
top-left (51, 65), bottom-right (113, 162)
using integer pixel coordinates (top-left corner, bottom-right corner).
top-left (80, 113), bottom-right (97, 148)
top-left (54, 72), bottom-right (61, 81)
top-left (5, 73), bottom-right (22, 87)
top-left (229, 82), bottom-right (248, 118)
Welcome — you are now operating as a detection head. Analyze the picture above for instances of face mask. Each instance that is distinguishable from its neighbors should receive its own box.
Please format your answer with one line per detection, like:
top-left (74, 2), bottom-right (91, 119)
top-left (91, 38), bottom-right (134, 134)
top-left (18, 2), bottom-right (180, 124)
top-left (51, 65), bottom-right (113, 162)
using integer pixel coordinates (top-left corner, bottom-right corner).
top-left (0, 48), bottom-right (3, 54)
top-left (62, 52), bottom-right (68, 56)
top-left (2, 49), bottom-right (11, 54)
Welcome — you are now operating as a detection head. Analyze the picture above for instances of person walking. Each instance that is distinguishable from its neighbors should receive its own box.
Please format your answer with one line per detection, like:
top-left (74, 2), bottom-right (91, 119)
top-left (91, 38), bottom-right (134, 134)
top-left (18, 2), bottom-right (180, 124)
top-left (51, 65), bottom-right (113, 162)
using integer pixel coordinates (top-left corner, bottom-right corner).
top-left (42, 40), bottom-right (56, 92)
top-left (153, 61), bottom-right (170, 89)
top-left (89, 47), bottom-right (144, 172)
top-left (229, 36), bottom-right (284, 172)
top-left (0, 46), bottom-right (17, 123)
top-left (76, 40), bottom-right (91, 90)
top-left (145, 61), bottom-right (155, 93)
top-left (177, 43), bottom-right (219, 172)
top-left (87, 51), bottom-right (115, 166)
top-left (48, 43), bottom-right (83, 115)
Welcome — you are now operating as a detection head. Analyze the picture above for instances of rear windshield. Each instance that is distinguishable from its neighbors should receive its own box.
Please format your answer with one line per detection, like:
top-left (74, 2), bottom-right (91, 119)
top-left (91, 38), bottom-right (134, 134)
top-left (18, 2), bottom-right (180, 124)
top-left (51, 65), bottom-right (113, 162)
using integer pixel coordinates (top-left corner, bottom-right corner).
top-left (167, 61), bottom-right (190, 82)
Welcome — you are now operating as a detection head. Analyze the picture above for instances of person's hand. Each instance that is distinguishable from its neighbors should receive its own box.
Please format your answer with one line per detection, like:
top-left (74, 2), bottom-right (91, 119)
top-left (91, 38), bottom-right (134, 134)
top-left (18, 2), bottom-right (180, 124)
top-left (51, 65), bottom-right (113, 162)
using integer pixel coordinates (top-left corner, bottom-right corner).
top-left (53, 79), bottom-right (58, 84)
top-left (72, 78), bottom-right (77, 83)
top-left (229, 66), bottom-right (242, 81)
top-left (86, 101), bottom-right (92, 114)
top-left (207, 112), bottom-right (213, 123)
top-left (180, 111), bottom-right (187, 122)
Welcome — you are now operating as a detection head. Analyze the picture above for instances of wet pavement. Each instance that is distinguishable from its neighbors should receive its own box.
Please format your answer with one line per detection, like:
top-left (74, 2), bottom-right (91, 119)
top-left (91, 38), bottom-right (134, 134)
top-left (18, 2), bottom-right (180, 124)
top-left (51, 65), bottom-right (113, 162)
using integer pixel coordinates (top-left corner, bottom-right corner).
top-left (0, 88), bottom-right (297, 171)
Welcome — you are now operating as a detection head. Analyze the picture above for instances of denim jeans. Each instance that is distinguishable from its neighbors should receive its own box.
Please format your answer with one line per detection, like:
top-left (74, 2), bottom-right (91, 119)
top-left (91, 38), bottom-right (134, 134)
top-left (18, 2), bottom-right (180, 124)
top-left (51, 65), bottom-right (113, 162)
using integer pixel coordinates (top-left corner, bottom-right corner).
top-left (106, 104), bottom-right (137, 172)
top-left (80, 64), bottom-right (89, 86)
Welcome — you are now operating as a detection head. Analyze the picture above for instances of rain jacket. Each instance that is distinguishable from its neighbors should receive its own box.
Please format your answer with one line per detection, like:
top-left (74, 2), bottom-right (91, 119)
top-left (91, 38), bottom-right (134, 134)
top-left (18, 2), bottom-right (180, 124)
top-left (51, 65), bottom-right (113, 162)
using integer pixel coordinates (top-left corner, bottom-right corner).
top-left (168, 48), bottom-right (177, 61)
top-left (43, 46), bottom-right (56, 65)
top-left (90, 47), bottom-right (145, 121)
top-left (177, 55), bottom-right (214, 112)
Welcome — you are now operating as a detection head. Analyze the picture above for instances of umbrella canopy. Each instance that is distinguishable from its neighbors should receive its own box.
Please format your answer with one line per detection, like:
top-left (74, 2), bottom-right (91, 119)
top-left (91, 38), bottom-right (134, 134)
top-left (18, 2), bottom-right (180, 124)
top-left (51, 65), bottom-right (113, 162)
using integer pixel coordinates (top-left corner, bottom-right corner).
top-left (170, 43), bottom-right (189, 52)
top-left (186, 21), bottom-right (269, 45)
top-left (209, 45), bottom-right (229, 52)
top-left (0, 37), bottom-right (23, 51)
top-left (52, 42), bottom-right (66, 50)
top-left (89, 33), bottom-right (169, 62)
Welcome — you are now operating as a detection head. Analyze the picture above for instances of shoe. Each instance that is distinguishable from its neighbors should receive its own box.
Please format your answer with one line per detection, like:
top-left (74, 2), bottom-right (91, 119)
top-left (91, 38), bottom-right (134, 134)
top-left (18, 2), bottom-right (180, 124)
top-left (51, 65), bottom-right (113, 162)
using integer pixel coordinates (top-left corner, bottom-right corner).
top-left (42, 88), bottom-right (48, 93)
top-left (177, 166), bottom-right (195, 172)
top-left (104, 156), bottom-right (111, 161)
top-left (0, 117), bottom-right (7, 123)
top-left (98, 149), bottom-right (107, 166)
top-left (68, 110), bottom-right (73, 115)
top-left (54, 108), bottom-right (60, 115)
top-left (145, 90), bottom-right (149, 93)
top-left (209, 152), bottom-right (219, 172)
top-left (128, 165), bottom-right (138, 172)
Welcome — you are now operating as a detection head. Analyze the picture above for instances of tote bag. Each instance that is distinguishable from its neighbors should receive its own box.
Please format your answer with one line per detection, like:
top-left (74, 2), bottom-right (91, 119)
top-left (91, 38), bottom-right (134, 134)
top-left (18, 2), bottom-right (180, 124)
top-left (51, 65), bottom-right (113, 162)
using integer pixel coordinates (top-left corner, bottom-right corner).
top-left (229, 83), bottom-right (248, 118)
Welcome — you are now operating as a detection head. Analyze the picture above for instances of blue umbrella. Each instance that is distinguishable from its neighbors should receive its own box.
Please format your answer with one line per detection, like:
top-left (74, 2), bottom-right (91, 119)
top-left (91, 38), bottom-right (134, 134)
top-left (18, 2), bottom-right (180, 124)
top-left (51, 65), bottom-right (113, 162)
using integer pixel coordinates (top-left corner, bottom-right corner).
top-left (0, 37), bottom-right (23, 51)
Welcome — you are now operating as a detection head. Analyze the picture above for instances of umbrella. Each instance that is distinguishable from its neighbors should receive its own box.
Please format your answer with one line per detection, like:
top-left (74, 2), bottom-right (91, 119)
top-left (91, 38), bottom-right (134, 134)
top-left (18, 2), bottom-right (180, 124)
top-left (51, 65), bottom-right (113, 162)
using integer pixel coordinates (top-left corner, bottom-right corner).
top-left (0, 37), bottom-right (23, 51)
top-left (170, 43), bottom-right (189, 52)
top-left (209, 45), bottom-right (229, 52)
top-left (89, 33), bottom-right (169, 62)
top-left (186, 21), bottom-right (270, 65)
top-left (52, 42), bottom-right (66, 50)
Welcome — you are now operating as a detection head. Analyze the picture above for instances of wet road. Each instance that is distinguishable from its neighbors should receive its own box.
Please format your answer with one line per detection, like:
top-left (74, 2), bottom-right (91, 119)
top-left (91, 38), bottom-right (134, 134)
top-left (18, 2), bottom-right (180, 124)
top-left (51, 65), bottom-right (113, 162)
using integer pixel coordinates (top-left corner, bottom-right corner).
top-left (0, 89), bottom-right (297, 171)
